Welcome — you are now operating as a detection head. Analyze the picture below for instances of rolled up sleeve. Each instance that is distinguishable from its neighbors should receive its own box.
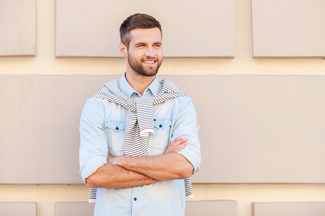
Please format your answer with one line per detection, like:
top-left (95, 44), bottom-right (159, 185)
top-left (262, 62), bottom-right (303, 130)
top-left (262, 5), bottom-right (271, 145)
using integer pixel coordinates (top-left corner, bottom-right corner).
top-left (79, 98), bottom-right (108, 184)
top-left (172, 97), bottom-right (201, 174)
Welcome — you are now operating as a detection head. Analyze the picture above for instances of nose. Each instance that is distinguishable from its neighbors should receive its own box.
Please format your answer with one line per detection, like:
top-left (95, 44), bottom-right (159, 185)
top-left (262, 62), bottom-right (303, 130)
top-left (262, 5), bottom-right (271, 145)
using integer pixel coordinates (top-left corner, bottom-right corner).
top-left (146, 47), bottom-right (155, 57)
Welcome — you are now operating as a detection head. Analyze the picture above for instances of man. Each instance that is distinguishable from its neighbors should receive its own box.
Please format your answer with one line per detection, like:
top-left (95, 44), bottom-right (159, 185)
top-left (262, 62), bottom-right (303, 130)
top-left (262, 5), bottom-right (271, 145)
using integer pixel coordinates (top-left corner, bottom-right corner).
top-left (79, 13), bottom-right (200, 216)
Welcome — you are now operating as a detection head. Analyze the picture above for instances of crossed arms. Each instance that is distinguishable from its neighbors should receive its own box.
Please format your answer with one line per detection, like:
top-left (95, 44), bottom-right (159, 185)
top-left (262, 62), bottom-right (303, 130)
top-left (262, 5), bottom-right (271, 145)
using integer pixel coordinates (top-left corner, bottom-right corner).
top-left (86, 137), bottom-right (193, 189)
top-left (80, 97), bottom-right (200, 189)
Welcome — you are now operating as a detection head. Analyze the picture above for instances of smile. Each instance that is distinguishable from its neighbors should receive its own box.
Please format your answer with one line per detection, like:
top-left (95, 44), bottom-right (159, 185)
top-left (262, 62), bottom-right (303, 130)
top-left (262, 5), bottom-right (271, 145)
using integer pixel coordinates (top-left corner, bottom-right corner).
top-left (142, 60), bottom-right (157, 65)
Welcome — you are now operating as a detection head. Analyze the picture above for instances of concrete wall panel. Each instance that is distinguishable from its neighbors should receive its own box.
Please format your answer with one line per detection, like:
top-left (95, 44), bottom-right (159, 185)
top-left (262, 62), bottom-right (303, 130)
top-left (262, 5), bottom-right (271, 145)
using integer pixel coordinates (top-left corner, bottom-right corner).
top-left (186, 201), bottom-right (237, 216)
top-left (1, 75), bottom-right (325, 183)
top-left (253, 202), bottom-right (325, 216)
top-left (55, 0), bottom-right (235, 57)
top-left (56, 203), bottom-right (95, 216)
top-left (0, 0), bottom-right (37, 56)
top-left (252, 0), bottom-right (325, 57)
top-left (0, 202), bottom-right (36, 216)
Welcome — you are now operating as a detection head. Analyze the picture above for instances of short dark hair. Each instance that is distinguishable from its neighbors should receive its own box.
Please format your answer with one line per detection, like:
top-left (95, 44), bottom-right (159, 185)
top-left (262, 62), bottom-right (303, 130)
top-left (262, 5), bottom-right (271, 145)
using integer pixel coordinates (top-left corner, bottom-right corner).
top-left (120, 13), bottom-right (162, 48)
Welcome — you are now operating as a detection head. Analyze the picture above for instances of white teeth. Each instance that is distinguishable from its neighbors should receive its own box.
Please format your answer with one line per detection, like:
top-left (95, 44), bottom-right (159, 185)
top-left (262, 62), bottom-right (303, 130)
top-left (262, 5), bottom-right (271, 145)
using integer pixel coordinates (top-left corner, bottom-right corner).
top-left (144, 61), bottom-right (155, 63)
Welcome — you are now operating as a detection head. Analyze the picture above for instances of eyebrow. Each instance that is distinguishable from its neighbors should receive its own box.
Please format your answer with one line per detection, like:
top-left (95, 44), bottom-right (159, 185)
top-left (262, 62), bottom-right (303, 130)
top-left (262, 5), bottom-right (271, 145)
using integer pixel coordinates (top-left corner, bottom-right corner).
top-left (134, 42), bottom-right (162, 46)
top-left (134, 42), bottom-right (146, 46)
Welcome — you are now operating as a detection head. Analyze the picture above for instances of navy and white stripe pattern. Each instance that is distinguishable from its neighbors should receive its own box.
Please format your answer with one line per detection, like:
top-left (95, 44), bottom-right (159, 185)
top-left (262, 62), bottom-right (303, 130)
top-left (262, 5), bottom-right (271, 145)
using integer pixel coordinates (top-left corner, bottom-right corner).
top-left (135, 96), bottom-right (154, 137)
top-left (89, 188), bottom-right (97, 203)
top-left (88, 78), bottom-right (193, 203)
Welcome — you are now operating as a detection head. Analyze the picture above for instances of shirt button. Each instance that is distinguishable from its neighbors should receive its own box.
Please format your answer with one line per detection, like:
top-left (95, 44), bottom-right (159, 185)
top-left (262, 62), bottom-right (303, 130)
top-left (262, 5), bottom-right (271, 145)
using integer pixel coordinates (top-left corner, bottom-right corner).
top-left (159, 124), bottom-right (162, 128)
top-left (134, 197), bottom-right (137, 201)
top-left (116, 126), bottom-right (119, 130)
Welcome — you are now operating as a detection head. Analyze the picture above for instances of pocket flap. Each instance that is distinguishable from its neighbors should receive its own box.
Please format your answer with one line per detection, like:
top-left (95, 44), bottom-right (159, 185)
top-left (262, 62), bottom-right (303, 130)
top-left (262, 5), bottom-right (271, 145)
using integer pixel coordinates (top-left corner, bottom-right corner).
top-left (104, 120), bottom-right (125, 131)
top-left (154, 119), bottom-right (172, 129)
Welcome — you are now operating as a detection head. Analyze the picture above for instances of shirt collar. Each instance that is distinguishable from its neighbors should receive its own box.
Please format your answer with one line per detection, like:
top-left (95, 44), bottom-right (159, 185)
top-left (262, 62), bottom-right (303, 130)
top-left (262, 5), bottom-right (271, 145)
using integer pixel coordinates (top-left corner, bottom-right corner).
top-left (119, 72), bottom-right (160, 99)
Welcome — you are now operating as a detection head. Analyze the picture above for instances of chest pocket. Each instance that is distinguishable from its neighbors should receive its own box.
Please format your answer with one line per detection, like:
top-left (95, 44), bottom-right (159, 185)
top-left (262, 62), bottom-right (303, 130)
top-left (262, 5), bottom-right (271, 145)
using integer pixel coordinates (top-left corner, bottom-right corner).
top-left (104, 120), bottom-right (125, 156)
top-left (147, 119), bottom-right (172, 154)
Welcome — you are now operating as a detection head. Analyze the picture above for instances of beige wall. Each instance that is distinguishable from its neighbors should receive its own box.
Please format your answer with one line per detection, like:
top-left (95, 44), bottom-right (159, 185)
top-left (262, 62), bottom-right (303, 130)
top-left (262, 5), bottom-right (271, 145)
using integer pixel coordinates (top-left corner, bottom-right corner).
top-left (252, 0), bottom-right (325, 57)
top-left (2, 75), bottom-right (325, 184)
top-left (1, 184), bottom-right (325, 216)
top-left (55, 0), bottom-right (235, 57)
top-left (1, 1), bottom-right (325, 216)
top-left (0, 0), bottom-right (37, 56)
top-left (1, 0), bottom-right (325, 75)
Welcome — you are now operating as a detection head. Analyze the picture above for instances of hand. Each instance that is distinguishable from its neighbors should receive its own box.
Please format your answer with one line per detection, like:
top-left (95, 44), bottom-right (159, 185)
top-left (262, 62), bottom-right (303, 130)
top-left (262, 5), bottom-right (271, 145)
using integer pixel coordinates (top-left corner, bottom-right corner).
top-left (164, 137), bottom-right (188, 154)
top-left (107, 156), bottom-right (122, 165)
top-left (107, 156), bottom-right (132, 168)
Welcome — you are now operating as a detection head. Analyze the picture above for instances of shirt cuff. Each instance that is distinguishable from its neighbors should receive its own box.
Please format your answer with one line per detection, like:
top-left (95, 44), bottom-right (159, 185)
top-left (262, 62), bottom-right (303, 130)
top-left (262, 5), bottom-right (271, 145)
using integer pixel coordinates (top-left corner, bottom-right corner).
top-left (178, 149), bottom-right (200, 174)
top-left (80, 156), bottom-right (107, 184)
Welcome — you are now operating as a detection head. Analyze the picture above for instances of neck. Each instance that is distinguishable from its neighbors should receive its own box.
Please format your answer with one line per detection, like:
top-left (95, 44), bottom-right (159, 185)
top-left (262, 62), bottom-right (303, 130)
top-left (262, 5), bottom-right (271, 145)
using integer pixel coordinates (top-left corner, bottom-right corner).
top-left (125, 70), bottom-right (156, 96)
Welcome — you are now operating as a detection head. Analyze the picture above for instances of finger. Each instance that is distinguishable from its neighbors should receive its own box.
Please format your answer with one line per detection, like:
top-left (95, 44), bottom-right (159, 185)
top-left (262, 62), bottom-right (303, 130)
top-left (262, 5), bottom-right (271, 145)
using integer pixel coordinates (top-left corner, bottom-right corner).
top-left (168, 139), bottom-right (187, 152)
top-left (165, 138), bottom-right (188, 154)
top-left (170, 137), bottom-right (187, 147)
top-left (165, 141), bottom-right (178, 153)
top-left (166, 144), bottom-right (178, 153)
top-left (173, 142), bottom-right (188, 153)
top-left (170, 137), bottom-right (182, 145)
top-left (170, 142), bottom-right (188, 153)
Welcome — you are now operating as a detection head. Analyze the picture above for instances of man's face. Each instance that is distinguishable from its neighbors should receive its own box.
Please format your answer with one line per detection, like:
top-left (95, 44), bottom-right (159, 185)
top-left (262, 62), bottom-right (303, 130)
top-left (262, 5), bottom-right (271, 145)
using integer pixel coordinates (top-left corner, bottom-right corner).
top-left (126, 28), bottom-right (163, 77)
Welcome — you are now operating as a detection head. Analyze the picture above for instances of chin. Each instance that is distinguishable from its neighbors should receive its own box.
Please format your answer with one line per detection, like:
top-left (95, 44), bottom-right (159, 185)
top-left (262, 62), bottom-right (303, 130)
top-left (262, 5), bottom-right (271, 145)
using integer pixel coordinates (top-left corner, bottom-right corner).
top-left (140, 70), bottom-right (158, 77)
top-left (136, 66), bottom-right (159, 77)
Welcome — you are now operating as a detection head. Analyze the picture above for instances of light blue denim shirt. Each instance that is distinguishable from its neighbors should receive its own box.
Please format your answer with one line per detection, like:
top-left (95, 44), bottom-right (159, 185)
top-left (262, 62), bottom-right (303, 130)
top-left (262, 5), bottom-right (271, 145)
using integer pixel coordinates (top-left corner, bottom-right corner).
top-left (79, 74), bottom-right (200, 216)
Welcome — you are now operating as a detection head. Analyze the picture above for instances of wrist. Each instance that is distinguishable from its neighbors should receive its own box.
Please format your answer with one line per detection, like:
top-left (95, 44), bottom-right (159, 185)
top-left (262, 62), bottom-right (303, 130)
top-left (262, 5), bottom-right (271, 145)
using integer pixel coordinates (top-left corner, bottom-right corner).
top-left (114, 156), bottom-right (130, 168)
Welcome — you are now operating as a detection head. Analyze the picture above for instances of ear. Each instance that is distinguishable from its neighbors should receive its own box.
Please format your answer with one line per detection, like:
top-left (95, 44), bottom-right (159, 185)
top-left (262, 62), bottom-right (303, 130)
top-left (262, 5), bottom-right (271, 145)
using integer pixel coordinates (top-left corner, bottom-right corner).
top-left (119, 42), bottom-right (127, 58)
